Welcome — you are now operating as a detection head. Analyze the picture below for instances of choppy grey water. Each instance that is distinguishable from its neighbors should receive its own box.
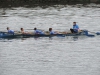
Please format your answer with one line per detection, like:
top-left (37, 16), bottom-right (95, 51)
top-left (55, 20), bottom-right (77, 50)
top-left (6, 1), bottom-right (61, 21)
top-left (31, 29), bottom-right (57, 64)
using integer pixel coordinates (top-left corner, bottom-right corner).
top-left (0, 4), bottom-right (100, 75)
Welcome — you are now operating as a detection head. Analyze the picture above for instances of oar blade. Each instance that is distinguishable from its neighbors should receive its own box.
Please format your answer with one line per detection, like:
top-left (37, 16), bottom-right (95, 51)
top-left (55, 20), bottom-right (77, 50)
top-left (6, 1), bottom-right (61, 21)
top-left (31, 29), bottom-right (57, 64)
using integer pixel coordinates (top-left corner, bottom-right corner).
top-left (96, 32), bottom-right (100, 35)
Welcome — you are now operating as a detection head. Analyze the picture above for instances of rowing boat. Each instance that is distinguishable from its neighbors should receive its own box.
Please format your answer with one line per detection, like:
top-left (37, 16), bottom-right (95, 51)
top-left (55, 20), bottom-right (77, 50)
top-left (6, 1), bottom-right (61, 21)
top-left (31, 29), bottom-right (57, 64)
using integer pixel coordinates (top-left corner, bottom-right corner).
top-left (0, 32), bottom-right (22, 38)
top-left (0, 30), bottom-right (95, 38)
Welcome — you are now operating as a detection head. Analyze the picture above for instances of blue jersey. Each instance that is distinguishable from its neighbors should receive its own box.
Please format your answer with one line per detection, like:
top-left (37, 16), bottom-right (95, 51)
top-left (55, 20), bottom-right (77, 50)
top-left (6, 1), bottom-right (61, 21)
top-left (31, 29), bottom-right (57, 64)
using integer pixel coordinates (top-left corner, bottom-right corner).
top-left (8, 30), bottom-right (14, 34)
top-left (34, 30), bottom-right (44, 34)
top-left (50, 31), bottom-right (55, 34)
top-left (73, 24), bottom-right (79, 33)
top-left (73, 24), bottom-right (79, 30)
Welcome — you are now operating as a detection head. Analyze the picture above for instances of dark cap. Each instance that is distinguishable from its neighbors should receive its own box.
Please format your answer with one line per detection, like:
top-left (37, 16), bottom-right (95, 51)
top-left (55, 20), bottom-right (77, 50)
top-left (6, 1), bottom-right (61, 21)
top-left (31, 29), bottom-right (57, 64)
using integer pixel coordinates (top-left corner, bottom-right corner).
top-left (21, 28), bottom-right (23, 30)
top-left (49, 28), bottom-right (52, 31)
top-left (34, 28), bottom-right (37, 30)
top-left (73, 22), bottom-right (76, 23)
top-left (7, 27), bottom-right (9, 30)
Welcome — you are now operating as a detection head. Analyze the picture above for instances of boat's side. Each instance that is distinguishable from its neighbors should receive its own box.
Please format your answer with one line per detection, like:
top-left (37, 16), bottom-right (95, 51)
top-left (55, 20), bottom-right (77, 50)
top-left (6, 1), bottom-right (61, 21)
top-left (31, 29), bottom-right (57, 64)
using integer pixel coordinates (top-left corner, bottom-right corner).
top-left (22, 34), bottom-right (66, 38)
top-left (0, 32), bottom-right (22, 38)
top-left (0, 30), bottom-right (95, 38)
top-left (22, 30), bottom-right (95, 37)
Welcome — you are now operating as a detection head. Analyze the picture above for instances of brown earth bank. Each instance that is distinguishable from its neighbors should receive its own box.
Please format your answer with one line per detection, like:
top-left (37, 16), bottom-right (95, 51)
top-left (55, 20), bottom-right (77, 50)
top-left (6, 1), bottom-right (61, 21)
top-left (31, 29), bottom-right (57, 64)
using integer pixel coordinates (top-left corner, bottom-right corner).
top-left (0, 0), bottom-right (100, 7)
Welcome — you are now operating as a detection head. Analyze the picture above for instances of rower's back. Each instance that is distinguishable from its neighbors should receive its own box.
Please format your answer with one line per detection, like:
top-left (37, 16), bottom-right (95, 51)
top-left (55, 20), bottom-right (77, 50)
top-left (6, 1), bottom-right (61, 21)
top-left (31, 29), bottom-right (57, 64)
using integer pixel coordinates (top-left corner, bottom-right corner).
top-left (34, 28), bottom-right (44, 34)
top-left (49, 28), bottom-right (55, 34)
top-left (7, 27), bottom-right (14, 34)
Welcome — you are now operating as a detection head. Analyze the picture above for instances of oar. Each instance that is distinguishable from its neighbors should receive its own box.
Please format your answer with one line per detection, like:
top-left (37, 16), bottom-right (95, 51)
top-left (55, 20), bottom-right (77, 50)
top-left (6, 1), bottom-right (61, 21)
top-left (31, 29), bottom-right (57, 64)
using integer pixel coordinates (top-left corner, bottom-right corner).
top-left (88, 31), bottom-right (100, 35)
top-left (88, 31), bottom-right (96, 34)
top-left (26, 29), bottom-right (45, 31)
top-left (82, 30), bottom-right (95, 37)
top-left (96, 32), bottom-right (100, 35)
top-left (25, 29), bottom-right (34, 30)
top-left (0, 31), bottom-right (8, 33)
top-left (26, 28), bottom-right (48, 30)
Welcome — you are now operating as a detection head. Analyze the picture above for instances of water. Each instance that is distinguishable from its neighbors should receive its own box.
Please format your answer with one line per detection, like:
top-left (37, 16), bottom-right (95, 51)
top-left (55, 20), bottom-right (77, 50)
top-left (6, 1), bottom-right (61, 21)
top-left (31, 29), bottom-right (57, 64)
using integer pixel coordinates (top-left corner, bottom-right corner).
top-left (0, 4), bottom-right (100, 75)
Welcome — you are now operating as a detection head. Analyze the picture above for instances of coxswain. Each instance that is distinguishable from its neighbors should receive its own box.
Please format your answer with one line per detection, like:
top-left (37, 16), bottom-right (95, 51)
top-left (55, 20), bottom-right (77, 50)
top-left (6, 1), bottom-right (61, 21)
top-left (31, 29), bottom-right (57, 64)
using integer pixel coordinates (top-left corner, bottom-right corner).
top-left (70, 22), bottom-right (80, 33)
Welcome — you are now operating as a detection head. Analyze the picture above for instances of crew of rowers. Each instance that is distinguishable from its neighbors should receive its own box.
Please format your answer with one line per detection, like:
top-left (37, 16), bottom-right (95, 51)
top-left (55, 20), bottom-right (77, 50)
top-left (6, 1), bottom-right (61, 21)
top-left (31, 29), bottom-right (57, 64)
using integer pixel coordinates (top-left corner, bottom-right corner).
top-left (7, 22), bottom-right (80, 35)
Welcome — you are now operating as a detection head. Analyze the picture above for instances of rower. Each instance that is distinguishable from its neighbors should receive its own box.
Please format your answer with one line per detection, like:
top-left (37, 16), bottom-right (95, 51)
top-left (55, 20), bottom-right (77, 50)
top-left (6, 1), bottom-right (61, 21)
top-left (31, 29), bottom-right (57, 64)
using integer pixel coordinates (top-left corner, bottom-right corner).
top-left (49, 28), bottom-right (55, 34)
top-left (34, 28), bottom-right (44, 34)
top-left (70, 22), bottom-right (79, 33)
top-left (20, 28), bottom-right (25, 34)
top-left (49, 28), bottom-right (58, 34)
top-left (7, 27), bottom-right (14, 34)
top-left (20, 28), bottom-right (32, 34)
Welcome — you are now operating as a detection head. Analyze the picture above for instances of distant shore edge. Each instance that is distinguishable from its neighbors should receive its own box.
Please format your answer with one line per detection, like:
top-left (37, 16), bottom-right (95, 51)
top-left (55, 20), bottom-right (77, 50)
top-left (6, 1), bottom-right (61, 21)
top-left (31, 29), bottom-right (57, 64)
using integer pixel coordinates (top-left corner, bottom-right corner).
top-left (0, 0), bottom-right (100, 7)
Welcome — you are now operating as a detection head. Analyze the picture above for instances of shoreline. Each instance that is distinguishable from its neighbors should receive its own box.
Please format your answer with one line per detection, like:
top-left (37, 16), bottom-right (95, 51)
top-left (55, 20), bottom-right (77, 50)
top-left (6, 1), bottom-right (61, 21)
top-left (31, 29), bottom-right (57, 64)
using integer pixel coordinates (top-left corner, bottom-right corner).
top-left (0, 0), bottom-right (100, 8)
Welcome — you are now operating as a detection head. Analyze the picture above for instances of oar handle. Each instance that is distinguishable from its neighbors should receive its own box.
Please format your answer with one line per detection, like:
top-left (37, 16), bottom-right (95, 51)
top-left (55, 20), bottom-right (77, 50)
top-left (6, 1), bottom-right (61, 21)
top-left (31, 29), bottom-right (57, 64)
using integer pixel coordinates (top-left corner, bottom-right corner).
top-left (26, 29), bottom-right (45, 31)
